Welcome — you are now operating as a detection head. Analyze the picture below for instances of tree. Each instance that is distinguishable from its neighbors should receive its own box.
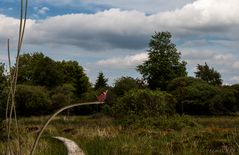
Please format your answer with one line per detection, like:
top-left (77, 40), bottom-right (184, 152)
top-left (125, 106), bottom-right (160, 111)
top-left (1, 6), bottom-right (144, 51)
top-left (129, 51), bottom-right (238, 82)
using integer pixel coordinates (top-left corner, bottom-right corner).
top-left (113, 76), bottom-right (140, 96)
top-left (17, 52), bottom-right (64, 87)
top-left (32, 56), bottom-right (64, 87)
top-left (94, 72), bottom-right (108, 90)
top-left (195, 62), bottom-right (222, 85)
top-left (137, 32), bottom-right (187, 90)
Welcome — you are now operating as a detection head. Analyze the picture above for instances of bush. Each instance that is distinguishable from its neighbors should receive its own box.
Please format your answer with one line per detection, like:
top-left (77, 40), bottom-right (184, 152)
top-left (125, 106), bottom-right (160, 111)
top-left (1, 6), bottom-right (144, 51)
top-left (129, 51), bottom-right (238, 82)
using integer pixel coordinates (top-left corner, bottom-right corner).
top-left (0, 88), bottom-right (8, 119)
top-left (116, 115), bottom-right (198, 130)
top-left (50, 84), bottom-right (76, 109)
top-left (15, 85), bottom-right (51, 116)
top-left (113, 76), bottom-right (140, 97)
top-left (168, 77), bottom-right (238, 115)
top-left (112, 89), bottom-right (176, 118)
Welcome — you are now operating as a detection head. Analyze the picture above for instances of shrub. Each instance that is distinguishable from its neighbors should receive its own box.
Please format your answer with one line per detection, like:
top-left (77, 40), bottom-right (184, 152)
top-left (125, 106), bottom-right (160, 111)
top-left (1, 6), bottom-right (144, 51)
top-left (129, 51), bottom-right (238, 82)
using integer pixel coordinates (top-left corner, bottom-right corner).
top-left (168, 77), bottom-right (238, 115)
top-left (50, 84), bottom-right (76, 109)
top-left (15, 85), bottom-right (51, 116)
top-left (0, 88), bottom-right (8, 119)
top-left (116, 115), bottom-right (198, 130)
top-left (112, 89), bottom-right (176, 118)
top-left (113, 76), bottom-right (140, 97)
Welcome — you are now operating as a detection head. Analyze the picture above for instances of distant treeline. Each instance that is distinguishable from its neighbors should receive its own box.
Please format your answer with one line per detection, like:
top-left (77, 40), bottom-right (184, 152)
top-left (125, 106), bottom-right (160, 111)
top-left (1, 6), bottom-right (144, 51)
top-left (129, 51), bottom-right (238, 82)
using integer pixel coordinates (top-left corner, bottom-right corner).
top-left (0, 32), bottom-right (239, 119)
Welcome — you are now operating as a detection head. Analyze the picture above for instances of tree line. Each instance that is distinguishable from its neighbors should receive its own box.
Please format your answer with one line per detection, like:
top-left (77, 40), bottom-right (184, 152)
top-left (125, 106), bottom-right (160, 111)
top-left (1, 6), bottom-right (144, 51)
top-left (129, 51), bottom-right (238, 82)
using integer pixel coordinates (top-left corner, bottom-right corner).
top-left (0, 32), bottom-right (238, 120)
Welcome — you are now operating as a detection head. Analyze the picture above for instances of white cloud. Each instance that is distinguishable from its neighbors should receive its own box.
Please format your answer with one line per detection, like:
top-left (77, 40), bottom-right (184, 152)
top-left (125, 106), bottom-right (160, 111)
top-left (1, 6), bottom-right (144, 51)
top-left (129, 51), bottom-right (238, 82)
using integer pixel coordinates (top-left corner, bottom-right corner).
top-left (39, 7), bottom-right (50, 15)
top-left (37, 7), bottom-right (50, 15)
top-left (1, 0), bottom-right (239, 84)
top-left (1, 0), bottom-right (239, 49)
top-left (97, 53), bottom-right (148, 69)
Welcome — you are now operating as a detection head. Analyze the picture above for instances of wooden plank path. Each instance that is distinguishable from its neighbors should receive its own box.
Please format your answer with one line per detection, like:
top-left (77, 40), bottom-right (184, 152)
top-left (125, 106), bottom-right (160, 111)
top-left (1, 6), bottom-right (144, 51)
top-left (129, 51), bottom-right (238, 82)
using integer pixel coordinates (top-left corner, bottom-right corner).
top-left (54, 136), bottom-right (85, 155)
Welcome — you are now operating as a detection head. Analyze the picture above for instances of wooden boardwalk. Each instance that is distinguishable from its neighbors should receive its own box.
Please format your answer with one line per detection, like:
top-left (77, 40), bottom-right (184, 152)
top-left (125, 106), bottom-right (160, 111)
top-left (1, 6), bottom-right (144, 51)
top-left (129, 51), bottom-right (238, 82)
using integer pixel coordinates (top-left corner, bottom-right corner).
top-left (54, 136), bottom-right (85, 155)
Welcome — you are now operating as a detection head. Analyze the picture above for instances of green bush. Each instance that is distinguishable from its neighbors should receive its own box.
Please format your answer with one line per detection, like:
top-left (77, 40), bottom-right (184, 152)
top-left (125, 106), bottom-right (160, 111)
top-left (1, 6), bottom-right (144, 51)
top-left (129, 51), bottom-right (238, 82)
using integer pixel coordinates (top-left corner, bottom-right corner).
top-left (113, 76), bottom-right (140, 97)
top-left (168, 77), bottom-right (238, 115)
top-left (15, 85), bottom-right (51, 116)
top-left (0, 88), bottom-right (8, 119)
top-left (116, 115), bottom-right (198, 130)
top-left (112, 89), bottom-right (176, 118)
top-left (50, 84), bottom-right (76, 109)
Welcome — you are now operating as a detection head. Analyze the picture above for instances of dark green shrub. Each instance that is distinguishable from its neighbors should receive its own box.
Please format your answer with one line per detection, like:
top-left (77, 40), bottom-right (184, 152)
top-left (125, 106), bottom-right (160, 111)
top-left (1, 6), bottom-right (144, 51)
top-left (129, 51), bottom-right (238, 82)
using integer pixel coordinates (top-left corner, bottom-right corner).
top-left (50, 84), bottom-right (76, 109)
top-left (0, 88), bottom-right (8, 119)
top-left (113, 76), bottom-right (140, 97)
top-left (115, 115), bottom-right (198, 130)
top-left (15, 85), bottom-right (51, 116)
top-left (168, 77), bottom-right (238, 115)
top-left (112, 89), bottom-right (176, 118)
top-left (101, 104), bottom-right (112, 115)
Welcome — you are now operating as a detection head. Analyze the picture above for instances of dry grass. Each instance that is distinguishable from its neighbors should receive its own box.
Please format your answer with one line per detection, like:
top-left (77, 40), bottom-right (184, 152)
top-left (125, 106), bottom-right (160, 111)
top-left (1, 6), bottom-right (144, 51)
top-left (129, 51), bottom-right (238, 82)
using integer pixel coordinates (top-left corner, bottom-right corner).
top-left (2, 115), bottom-right (239, 155)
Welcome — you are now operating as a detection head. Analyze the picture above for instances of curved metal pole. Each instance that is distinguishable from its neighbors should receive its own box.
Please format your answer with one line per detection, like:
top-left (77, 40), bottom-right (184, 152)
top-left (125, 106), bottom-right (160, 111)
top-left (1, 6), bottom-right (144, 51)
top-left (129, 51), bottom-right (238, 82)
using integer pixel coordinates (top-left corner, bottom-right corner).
top-left (29, 101), bottom-right (103, 155)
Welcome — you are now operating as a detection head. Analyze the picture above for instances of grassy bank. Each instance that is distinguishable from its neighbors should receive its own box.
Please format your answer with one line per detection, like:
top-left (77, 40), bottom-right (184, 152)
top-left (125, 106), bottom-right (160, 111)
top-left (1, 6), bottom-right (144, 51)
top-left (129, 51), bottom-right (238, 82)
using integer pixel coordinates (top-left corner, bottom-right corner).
top-left (1, 115), bottom-right (239, 154)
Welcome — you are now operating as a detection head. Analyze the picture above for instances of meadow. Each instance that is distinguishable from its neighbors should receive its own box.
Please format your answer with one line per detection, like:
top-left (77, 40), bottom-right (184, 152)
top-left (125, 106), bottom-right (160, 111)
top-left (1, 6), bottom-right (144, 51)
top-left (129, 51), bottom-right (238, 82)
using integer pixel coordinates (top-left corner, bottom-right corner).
top-left (1, 114), bottom-right (239, 155)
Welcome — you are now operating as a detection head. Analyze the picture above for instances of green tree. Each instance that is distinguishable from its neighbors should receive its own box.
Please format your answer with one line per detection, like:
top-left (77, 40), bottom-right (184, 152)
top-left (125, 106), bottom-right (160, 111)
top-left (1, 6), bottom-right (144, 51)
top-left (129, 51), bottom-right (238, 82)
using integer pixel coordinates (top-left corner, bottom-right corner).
top-left (17, 52), bottom-right (64, 87)
top-left (195, 62), bottom-right (222, 85)
top-left (32, 56), bottom-right (64, 87)
top-left (58, 60), bottom-right (91, 97)
top-left (137, 32), bottom-right (187, 90)
top-left (113, 76), bottom-right (140, 96)
top-left (94, 72), bottom-right (108, 90)
top-left (73, 69), bottom-right (90, 98)
top-left (60, 60), bottom-right (82, 83)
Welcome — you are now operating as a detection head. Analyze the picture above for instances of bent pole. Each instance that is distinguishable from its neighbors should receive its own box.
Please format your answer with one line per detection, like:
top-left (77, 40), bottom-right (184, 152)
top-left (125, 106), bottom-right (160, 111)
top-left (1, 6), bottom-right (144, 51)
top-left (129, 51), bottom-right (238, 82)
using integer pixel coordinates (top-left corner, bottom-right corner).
top-left (30, 101), bottom-right (103, 155)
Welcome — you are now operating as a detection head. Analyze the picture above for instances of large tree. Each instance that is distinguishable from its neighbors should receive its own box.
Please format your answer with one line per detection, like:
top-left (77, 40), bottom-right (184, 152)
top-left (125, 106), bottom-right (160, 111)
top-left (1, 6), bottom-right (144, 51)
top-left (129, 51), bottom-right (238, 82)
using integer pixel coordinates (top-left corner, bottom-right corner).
top-left (61, 61), bottom-right (91, 97)
top-left (94, 72), bottom-right (108, 90)
top-left (17, 52), bottom-right (64, 87)
top-left (195, 62), bottom-right (222, 86)
top-left (137, 32), bottom-right (187, 90)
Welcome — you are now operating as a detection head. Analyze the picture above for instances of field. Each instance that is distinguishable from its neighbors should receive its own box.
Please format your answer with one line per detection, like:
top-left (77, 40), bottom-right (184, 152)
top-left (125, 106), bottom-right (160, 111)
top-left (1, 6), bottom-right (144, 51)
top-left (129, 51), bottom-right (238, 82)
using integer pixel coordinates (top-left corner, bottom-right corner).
top-left (1, 114), bottom-right (239, 155)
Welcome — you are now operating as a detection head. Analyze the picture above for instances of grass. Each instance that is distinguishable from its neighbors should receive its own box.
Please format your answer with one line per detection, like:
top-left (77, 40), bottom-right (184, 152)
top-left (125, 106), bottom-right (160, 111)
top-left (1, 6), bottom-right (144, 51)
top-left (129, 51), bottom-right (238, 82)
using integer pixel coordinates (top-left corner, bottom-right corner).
top-left (1, 114), bottom-right (239, 154)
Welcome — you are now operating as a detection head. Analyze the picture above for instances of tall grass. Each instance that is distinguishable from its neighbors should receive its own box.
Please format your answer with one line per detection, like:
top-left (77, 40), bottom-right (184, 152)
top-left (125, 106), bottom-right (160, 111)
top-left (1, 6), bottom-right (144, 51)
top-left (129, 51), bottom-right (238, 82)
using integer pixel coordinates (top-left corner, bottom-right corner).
top-left (5, 0), bottom-right (28, 154)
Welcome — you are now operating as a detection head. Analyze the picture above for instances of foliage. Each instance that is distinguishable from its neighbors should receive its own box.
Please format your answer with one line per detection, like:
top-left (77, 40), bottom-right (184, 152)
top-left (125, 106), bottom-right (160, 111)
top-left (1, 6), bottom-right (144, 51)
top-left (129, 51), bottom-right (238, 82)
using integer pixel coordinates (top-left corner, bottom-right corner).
top-left (117, 115), bottom-right (198, 130)
top-left (0, 63), bottom-right (7, 119)
top-left (58, 60), bottom-right (91, 97)
top-left (17, 53), bottom-right (91, 96)
top-left (15, 85), bottom-right (51, 116)
top-left (50, 84), bottom-right (76, 109)
top-left (168, 77), bottom-right (238, 115)
top-left (113, 76), bottom-right (140, 97)
top-left (137, 32), bottom-right (187, 90)
top-left (195, 62), bottom-right (222, 85)
top-left (17, 53), bottom-right (64, 87)
top-left (0, 63), bottom-right (6, 88)
top-left (112, 89), bottom-right (176, 118)
top-left (32, 55), bottom-right (64, 87)
top-left (94, 72), bottom-right (108, 90)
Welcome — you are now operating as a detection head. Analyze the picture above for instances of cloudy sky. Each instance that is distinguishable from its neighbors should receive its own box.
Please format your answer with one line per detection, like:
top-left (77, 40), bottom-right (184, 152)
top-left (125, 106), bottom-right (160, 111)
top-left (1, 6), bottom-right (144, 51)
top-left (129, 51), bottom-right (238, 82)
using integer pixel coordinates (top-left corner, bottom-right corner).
top-left (0, 0), bottom-right (239, 85)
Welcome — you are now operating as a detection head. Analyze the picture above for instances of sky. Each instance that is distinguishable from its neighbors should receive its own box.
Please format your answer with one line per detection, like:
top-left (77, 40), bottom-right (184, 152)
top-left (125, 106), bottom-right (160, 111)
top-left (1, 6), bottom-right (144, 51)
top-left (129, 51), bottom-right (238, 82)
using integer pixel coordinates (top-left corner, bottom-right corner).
top-left (0, 0), bottom-right (239, 85)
